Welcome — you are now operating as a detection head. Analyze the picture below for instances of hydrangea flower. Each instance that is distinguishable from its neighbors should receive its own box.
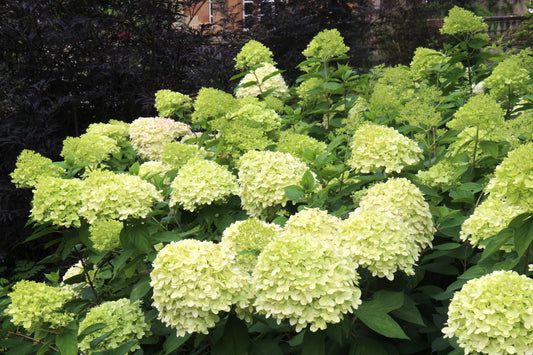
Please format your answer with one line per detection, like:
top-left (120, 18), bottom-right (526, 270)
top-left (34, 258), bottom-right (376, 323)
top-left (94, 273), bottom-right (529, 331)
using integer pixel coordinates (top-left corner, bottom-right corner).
top-left (89, 219), bottom-right (123, 251)
top-left (369, 66), bottom-right (415, 118)
top-left (276, 131), bottom-right (327, 166)
top-left (80, 170), bottom-right (163, 224)
top-left (212, 103), bottom-right (281, 155)
top-left (460, 196), bottom-right (526, 250)
top-left (61, 260), bottom-right (85, 294)
top-left (296, 77), bottom-right (325, 104)
top-left (410, 47), bottom-right (449, 81)
top-left (340, 209), bottom-right (420, 280)
top-left (253, 233), bottom-right (361, 332)
top-left (340, 97), bottom-right (369, 133)
top-left (61, 133), bottom-right (120, 166)
top-left (417, 159), bottom-right (461, 188)
top-left (235, 62), bottom-right (288, 99)
top-left (358, 178), bottom-right (435, 249)
top-left (347, 124), bottom-right (422, 174)
top-left (440, 6), bottom-right (489, 36)
top-left (169, 159), bottom-right (238, 212)
top-left (283, 208), bottom-right (342, 246)
top-left (235, 40), bottom-right (276, 70)
top-left (30, 177), bottom-right (84, 228)
top-left (191, 87), bottom-right (237, 125)
top-left (506, 110), bottom-right (533, 145)
top-left (447, 93), bottom-right (505, 132)
top-left (237, 150), bottom-right (311, 217)
top-left (302, 29), bottom-right (349, 61)
top-left (150, 239), bottom-right (250, 336)
top-left (139, 161), bottom-right (174, 187)
top-left (129, 117), bottom-right (192, 160)
top-left (220, 218), bottom-right (282, 273)
top-left (485, 143), bottom-right (533, 211)
top-left (6, 280), bottom-right (74, 332)
top-left (485, 53), bottom-right (531, 105)
top-left (85, 120), bottom-right (130, 145)
top-left (397, 98), bottom-right (442, 129)
top-left (443, 270), bottom-right (533, 355)
top-left (78, 299), bottom-right (150, 354)
top-left (154, 89), bottom-right (192, 118)
top-left (10, 149), bottom-right (65, 188)
top-left (161, 142), bottom-right (205, 169)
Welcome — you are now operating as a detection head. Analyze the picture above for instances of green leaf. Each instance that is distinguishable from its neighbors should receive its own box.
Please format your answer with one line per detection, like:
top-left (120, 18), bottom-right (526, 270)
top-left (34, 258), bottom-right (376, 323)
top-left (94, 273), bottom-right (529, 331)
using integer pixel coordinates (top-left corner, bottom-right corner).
top-left (25, 226), bottom-right (58, 242)
top-left (221, 315), bottom-right (249, 355)
top-left (130, 275), bottom-right (152, 302)
top-left (79, 323), bottom-right (108, 340)
top-left (284, 185), bottom-right (306, 203)
top-left (163, 333), bottom-right (191, 355)
top-left (479, 141), bottom-right (499, 158)
top-left (323, 81), bottom-right (342, 91)
top-left (301, 170), bottom-right (315, 191)
top-left (90, 329), bottom-right (114, 349)
top-left (390, 295), bottom-right (425, 326)
top-left (95, 340), bottom-right (136, 355)
top-left (480, 228), bottom-right (514, 261)
top-left (350, 336), bottom-right (388, 355)
top-left (361, 290), bottom-right (404, 313)
top-left (56, 328), bottom-right (78, 355)
top-left (123, 223), bottom-right (153, 254)
top-left (512, 213), bottom-right (533, 257)
top-left (356, 311), bottom-right (409, 340)
top-left (302, 329), bottom-right (326, 355)
top-left (249, 340), bottom-right (283, 355)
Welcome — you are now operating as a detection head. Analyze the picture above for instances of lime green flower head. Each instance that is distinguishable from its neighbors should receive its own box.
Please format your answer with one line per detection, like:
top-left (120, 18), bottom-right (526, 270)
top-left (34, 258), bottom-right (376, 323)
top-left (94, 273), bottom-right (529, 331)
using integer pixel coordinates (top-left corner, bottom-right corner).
top-left (6, 280), bottom-right (74, 333)
top-left (440, 6), bottom-right (489, 36)
top-left (348, 124), bottom-right (422, 174)
top-left (410, 47), bottom-right (448, 81)
top-left (296, 77), bottom-right (325, 104)
top-left (460, 196), bottom-right (526, 250)
top-left (191, 87), bottom-right (237, 125)
top-left (129, 117), bottom-right (192, 160)
top-left (85, 120), bottom-right (130, 145)
top-left (150, 239), bottom-right (250, 337)
top-left (341, 209), bottom-right (421, 280)
top-left (253, 233), bottom-right (361, 332)
top-left (276, 131), bottom-right (327, 166)
top-left (237, 150), bottom-right (312, 217)
top-left (169, 158), bottom-right (238, 212)
top-left (89, 219), bottom-right (123, 251)
top-left (138, 160), bottom-right (174, 188)
top-left (30, 177), bottom-right (84, 228)
top-left (302, 29), bottom-right (349, 61)
top-left (369, 66), bottom-right (415, 117)
top-left (506, 110), bottom-right (533, 145)
top-left (78, 299), bottom-right (150, 354)
top-left (236, 62), bottom-right (288, 99)
top-left (220, 218), bottom-right (282, 273)
top-left (283, 208), bottom-right (342, 246)
top-left (160, 142), bottom-right (205, 169)
top-left (485, 143), bottom-right (533, 211)
top-left (443, 270), bottom-right (533, 355)
top-left (359, 178), bottom-right (435, 249)
top-left (61, 133), bottom-right (120, 166)
top-left (485, 54), bottom-right (531, 105)
top-left (417, 159), bottom-right (461, 188)
top-left (447, 93), bottom-right (505, 131)
top-left (80, 170), bottom-right (163, 224)
top-left (235, 40), bottom-right (276, 70)
top-left (155, 89), bottom-right (192, 118)
top-left (340, 97), bottom-right (369, 134)
top-left (11, 149), bottom-right (65, 188)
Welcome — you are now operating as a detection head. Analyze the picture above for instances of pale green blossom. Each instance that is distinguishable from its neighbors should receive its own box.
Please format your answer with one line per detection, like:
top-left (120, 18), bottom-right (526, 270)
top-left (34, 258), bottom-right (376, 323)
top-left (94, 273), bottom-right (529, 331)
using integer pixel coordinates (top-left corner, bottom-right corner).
top-left (78, 299), bottom-right (150, 354)
top-left (161, 142), bottom-right (205, 169)
top-left (235, 40), bottom-right (276, 70)
top-left (61, 133), bottom-right (120, 166)
top-left (440, 6), bottom-right (489, 37)
top-left (154, 89), bottom-right (192, 118)
top-left (447, 93), bottom-right (505, 132)
top-left (169, 159), bottom-right (238, 212)
top-left (302, 29), bottom-right (349, 62)
top-left (85, 120), bottom-right (130, 144)
top-left (340, 97), bottom-right (369, 133)
top-left (410, 47), bottom-right (449, 81)
top-left (10, 150), bottom-right (65, 188)
top-left (276, 131), bottom-right (327, 165)
top-left (89, 219), bottom-right (123, 251)
top-left (417, 159), bottom-right (461, 188)
top-left (485, 53), bottom-right (531, 105)
top-left (191, 87), bottom-right (237, 125)
top-left (443, 270), bottom-right (533, 355)
top-left (235, 62), bottom-right (288, 99)
top-left (150, 239), bottom-right (250, 336)
top-left (6, 280), bottom-right (74, 332)
top-left (348, 124), bottom-right (422, 174)
top-left (253, 233), bottom-right (361, 332)
top-left (283, 208), bottom-right (342, 246)
top-left (138, 161), bottom-right (174, 187)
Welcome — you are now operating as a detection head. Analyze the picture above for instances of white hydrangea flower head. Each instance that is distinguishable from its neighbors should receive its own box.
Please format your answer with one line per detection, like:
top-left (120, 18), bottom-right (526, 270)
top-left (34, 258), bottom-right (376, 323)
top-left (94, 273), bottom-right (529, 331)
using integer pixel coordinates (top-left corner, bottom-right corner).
top-left (61, 133), bottom-right (120, 166)
top-left (161, 142), bottom-right (205, 169)
top-left (10, 149), bottom-right (66, 188)
top-left (276, 131), bottom-right (327, 166)
top-left (169, 158), bottom-right (238, 212)
top-left (129, 117), bottom-right (192, 160)
top-left (236, 62), bottom-right (288, 99)
top-left (460, 196), bottom-right (526, 250)
top-left (89, 219), bottom-right (123, 251)
top-left (283, 208), bottom-right (342, 246)
top-left (79, 170), bottom-right (163, 224)
top-left (443, 270), bottom-right (533, 355)
top-left (237, 150), bottom-right (311, 217)
top-left (30, 177), bottom-right (84, 228)
top-left (253, 233), bottom-right (361, 332)
top-left (358, 178), bottom-right (435, 249)
top-left (340, 209), bottom-right (421, 280)
top-left (150, 239), bottom-right (251, 337)
top-left (348, 124), bottom-right (422, 174)
top-left (85, 120), bottom-right (130, 145)
top-left (78, 299), bottom-right (150, 354)
top-left (220, 218), bottom-right (282, 273)
top-left (6, 280), bottom-right (74, 332)
top-left (485, 143), bottom-right (533, 211)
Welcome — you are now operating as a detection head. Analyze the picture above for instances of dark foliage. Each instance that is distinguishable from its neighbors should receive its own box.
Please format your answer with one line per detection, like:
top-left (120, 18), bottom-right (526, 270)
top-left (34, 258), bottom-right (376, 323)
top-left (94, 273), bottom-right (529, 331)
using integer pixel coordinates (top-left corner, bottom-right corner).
top-left (0, 0), bottom-right (242, 264)
top-left (248, 0), bottom-right (375, 84)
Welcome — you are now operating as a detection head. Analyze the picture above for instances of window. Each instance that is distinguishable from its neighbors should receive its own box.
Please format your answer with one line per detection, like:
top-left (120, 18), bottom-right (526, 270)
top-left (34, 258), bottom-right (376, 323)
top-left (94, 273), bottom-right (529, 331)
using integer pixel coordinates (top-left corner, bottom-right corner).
top-left (243, 0), bottom-right (275, 29)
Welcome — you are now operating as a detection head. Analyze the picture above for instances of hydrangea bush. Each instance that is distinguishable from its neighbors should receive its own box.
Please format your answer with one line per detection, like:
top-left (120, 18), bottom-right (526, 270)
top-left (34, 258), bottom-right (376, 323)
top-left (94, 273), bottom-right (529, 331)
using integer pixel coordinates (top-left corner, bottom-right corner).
top-left (3, 9), bottom-right (533, 354)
